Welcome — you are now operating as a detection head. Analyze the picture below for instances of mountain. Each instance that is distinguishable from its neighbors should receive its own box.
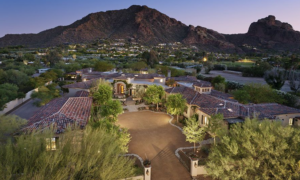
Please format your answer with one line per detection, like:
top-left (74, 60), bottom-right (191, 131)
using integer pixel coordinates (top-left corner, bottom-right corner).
top-left (0, 6), bottom-right (300, 53)
top-left (225, 15), bottom-right (300, 52)
top-left (0, 5), bottom-right (239, 52)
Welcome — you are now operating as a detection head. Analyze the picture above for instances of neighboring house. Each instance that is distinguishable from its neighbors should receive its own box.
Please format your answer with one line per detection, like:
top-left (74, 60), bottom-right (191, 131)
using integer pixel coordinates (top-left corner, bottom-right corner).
top-left (38, 68), bottom-right (51, 74)
top-left (165, 85), bottom-right (300, 128)
top-left (24, 96), bottom-right (92, 134)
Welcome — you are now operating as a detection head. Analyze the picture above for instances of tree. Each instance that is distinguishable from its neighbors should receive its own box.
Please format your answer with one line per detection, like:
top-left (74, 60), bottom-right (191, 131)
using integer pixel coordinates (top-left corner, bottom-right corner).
top-left (206, 118), bottom-right (300, 180)
top-left (90, 78), bottom-right (112, 95)
top-left (212, 75), bottom-right (225, 86)
top-left (46, 50), bottom-right (62, 67)
top-left (5, 69), bottom-right (29, 87)
top-left (143, 85), bottom-right (165, 111)
top-left (94, 61), bottom-right (114, 72)
top-left (206, 114), bottom-right (226, 145)
top-left (93, 84), bottom-right (112, 105)
top-left (134, 86), bottom-right (146, 99)
top-left (0, 83), bottom-right (24, 110)
top-left (289, 71), bottom-right (300, 93)
top-left (203, 61), bottom-right (214, 74)
top-left (233, 83), bottom-right (284, 104)
top-left (233, 89), bottom-right (251, 104)
top-left (129, 61), bottom-right (147, 71)
top-left (166, 94), bottom-right (187, 123)
top-left (0, 126), bottom-right (136, 180)
top-left (183, 117), bottom-right (206, 153)
top-left (100, 100), bottom-right (123, 122)
top-left (264, 69), bottom-right (286, 90)
top-left (31, 84), bottom-right (60, 106)
top-left (214, 83), bottom-right (226, 92)
top-left (0, 115), bottom-right (27, 143)
top-left (23, 53), bottom-right (35, 61)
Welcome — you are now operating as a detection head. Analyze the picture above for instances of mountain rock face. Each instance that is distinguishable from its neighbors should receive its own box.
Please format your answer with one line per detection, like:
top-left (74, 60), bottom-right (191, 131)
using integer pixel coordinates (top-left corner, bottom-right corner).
top-left (0, 5), bottom-right (238, 52)
top-left (0, 6), bottom-right (300, 53)
top-left (225, 15), bottom-right (300, 51)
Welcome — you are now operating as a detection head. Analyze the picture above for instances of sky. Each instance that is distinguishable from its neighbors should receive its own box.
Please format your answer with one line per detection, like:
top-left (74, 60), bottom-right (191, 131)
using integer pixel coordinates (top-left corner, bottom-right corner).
top-left (0, 0), bottom-right (300, 38)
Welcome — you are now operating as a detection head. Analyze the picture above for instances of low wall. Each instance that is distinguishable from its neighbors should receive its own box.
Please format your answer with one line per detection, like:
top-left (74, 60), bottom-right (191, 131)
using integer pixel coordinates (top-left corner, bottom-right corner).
top-left (0, 81), bottom-right (52, 115)
top-left (0, 88), bottom-right (38, 115)
top-left (197, 166), bottom-right (207, 175)
top-left (120, 175), bottom-right (144, 180)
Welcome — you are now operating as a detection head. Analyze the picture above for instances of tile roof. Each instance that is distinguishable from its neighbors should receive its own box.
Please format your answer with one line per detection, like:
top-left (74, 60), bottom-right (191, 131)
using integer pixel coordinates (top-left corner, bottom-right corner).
top-left (74, 90), bottom-right (89, 97)
top-left (25, 97), bottom-right (92, 133)
top-left (62, 79), bottom-right (97, 89)
top-left (167, 76), bottom-right (197, 82)
top-left (165, 87), bottom-right (300, 120)
top-left (192, 80), bottom-right (212, 88)
top-left (210, 90), bottom-right (237, 102)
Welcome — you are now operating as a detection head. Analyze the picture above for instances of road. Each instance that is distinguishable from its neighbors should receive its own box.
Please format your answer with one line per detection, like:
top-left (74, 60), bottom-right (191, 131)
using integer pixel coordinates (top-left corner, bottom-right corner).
top-left (9, 99), bottom-right (42, 120)
top-left (205, 70), bottom-right (291, 92)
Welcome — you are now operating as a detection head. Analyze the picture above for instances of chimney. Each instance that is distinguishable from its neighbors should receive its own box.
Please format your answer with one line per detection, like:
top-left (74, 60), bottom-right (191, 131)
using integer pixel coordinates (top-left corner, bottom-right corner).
top-left (167, 70), bottom-right (171, 78)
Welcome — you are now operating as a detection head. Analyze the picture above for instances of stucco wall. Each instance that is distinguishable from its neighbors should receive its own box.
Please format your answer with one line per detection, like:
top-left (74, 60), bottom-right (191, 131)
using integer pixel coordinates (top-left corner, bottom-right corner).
top-left (197, 166), bottom-right (207, 175)
top-left (0, 88), bottom-right (38, 115)
top-left (275, 113), bottom-right (300, 126)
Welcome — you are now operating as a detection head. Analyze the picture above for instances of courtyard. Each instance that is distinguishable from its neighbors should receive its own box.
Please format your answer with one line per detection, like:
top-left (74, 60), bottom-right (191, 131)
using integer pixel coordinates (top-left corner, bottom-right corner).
top-left (117, 111), bottom-right (193, 180)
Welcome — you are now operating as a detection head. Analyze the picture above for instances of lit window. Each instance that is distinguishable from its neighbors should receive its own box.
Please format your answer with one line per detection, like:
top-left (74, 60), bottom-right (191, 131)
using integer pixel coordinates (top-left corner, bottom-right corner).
top-left (289, 118), bottom-right (293, 126)
top-left (228, 108), bottom-right (233, 112)
top-left (46, 138), bottom-right (57, 150)
top-left (204, 117), bottom-right (209, 125)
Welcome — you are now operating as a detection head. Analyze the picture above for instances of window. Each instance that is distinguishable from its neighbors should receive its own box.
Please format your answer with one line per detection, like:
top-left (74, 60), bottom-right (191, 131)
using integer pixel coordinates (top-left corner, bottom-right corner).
top-left (289, 118), bottom-right (293, 126)
top-left (204, 117), bottom-right (209, 125)
top-left (46, 137), bottom-right (57, 150)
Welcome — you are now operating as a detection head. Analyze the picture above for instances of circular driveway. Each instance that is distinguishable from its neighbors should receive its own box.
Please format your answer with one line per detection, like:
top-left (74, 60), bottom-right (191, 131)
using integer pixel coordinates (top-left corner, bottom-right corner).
top-left (118, 111), bottom-right (192, 180)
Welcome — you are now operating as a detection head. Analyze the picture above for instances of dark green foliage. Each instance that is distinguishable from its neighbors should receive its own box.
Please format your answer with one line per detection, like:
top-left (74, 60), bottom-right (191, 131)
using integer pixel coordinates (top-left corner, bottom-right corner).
top-left (100, 100), bottom-right (123, 122)
top-left (0, 126), bottom-right (135, 180)
top-left (129, 61), bottom-right (147, 70)
top-left (143, 84), bottom-right (165, 111)
top-left (31, 83), bottom-right (60, 106)
top-left (233, 83), bottom-right (284, 104)
top-left (206, 118), bottom-right (300, 180)
top-left (264, 69), bottom-right (286, 90)
top-left (166, 94), bottom-right (187, 123)
top-left (212, 75), bottom-right (225, 86)
top-left (0, 83), bottom-right (24, 110)
top-left (0, 115), bottom-right (27, 143)
top-left (232, 90), bottom-right (251, 104)
top-left (94, 61), bottom-right (114, 72)
top-left (93, 84), bottom-right (112, 105)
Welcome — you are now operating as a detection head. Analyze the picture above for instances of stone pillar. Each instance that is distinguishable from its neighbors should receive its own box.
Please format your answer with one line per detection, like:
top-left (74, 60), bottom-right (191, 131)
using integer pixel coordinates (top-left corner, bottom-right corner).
top-left (190, 158), bottom-right (198, 177)
top-left (144, 166), bottom-right (151, 180)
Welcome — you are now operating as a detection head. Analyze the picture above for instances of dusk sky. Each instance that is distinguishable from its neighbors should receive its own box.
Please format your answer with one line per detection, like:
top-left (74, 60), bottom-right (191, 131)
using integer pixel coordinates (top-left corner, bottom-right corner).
top-left (1, 0), bottom-right (299, 38)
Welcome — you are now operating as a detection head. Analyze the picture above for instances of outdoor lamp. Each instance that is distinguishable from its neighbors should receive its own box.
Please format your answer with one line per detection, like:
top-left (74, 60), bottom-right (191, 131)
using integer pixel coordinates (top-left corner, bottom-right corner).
top-left (146, 169), bottom-right (149, 176)
top-left (194, 162), bottom-right (197, 168)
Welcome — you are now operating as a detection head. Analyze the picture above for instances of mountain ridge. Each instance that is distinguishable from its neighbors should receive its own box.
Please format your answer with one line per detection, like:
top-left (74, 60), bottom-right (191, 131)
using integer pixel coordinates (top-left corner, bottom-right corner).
top-left (1, 5), bottom-right (300, 53)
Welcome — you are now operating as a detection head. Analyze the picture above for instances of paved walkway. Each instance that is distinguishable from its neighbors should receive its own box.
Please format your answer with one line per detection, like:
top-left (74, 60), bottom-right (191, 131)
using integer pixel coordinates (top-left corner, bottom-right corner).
top-left (123, 98), bottom-right (148, 112)
top-left (118, 111), bottom-right (192, 180)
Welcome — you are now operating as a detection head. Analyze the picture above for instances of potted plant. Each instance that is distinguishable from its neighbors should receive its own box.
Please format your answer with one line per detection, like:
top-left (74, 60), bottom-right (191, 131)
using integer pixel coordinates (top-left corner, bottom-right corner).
top-left (143, 159), bottom-right (151, 167)
top-left (189, 153), bottom-right (199, 160)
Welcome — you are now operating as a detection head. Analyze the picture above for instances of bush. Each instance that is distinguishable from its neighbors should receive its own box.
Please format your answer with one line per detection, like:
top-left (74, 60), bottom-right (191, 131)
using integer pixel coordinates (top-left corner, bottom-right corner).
top-left (226, 81), bottom-right (244, 91)
top-left (212, 75), bottom-right (225, 86)
top-left (214, 83), bottom-right (226, 92)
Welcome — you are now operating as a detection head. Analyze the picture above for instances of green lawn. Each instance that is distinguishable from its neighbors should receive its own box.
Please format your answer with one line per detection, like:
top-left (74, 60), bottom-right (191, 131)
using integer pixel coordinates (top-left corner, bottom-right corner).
top-left (216, 61), bottom-right (255, 67)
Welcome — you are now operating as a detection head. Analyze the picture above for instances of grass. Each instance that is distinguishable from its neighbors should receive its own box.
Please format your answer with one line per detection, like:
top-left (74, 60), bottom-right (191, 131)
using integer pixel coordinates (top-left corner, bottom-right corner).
top-left (217, 61), bottom-right (255, 67)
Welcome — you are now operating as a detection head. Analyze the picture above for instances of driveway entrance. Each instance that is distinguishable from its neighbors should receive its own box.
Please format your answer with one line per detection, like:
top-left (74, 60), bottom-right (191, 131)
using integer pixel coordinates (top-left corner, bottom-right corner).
top-left (118, 111), bottom-right (192, 180)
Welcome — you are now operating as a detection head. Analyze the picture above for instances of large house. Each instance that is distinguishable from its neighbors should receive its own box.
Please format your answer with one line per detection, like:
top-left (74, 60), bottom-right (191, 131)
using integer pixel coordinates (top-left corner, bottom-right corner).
top-left (63, 68), bottom-right (168, 97)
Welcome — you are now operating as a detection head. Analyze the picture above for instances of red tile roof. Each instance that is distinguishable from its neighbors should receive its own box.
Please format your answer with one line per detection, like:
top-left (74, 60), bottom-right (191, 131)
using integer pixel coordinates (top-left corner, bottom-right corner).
top-left (25, 97), bottom-right (92, 133)
top-left (165, 87), bottom-right (300, 119)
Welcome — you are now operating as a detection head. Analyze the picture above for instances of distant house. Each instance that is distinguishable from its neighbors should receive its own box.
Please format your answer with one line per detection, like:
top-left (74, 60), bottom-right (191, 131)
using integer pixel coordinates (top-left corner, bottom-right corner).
top-left (38, 68), bottom-right (51, 74)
